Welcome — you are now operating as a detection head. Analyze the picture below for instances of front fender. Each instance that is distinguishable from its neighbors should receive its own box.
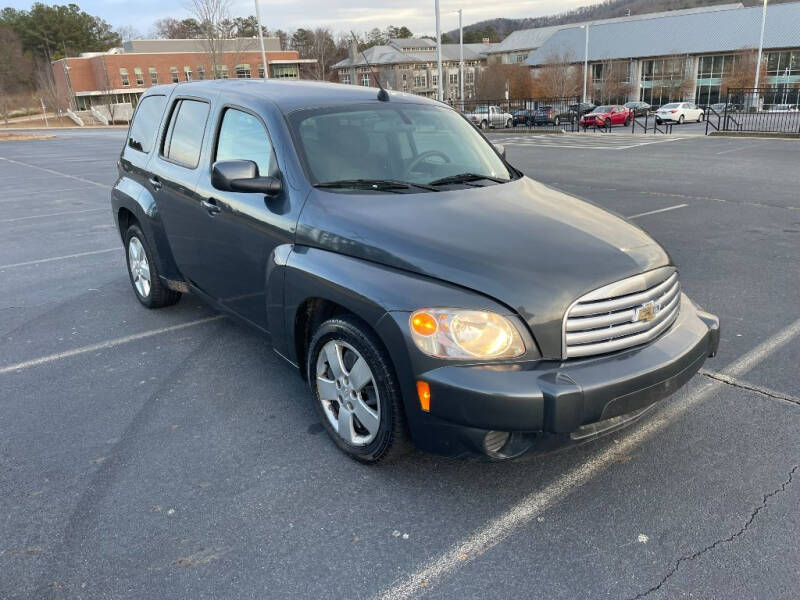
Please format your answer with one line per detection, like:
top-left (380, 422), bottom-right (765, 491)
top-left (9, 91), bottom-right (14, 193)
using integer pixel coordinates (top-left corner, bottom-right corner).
top-left (278, 245), bottom-right (520, 447)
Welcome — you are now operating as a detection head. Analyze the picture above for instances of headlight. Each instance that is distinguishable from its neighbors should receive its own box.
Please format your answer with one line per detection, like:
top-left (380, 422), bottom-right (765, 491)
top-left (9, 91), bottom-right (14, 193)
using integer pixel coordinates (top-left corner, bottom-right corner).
top-left (409, 308), bottom-right (525, 360)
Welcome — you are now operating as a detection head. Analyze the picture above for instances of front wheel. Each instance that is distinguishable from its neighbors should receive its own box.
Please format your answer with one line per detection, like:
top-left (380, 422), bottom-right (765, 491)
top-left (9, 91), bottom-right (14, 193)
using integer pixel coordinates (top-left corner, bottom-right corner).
top-left (604, 118), bottom-right (611, 129)
top-left (698, 112), bottom-right (704, 122)
top-left (308, 316), bottom-right (410, 463)
top-left (505, 118), bottom-right (512, 129)
top-left (624, 116), bottom-right (631, 126)
top-left (124, 224), bottom-right (181, 308)
top-left (480, 120), bottom-right (488, 130)
top-left (554, 116), bottom-right (560, 126)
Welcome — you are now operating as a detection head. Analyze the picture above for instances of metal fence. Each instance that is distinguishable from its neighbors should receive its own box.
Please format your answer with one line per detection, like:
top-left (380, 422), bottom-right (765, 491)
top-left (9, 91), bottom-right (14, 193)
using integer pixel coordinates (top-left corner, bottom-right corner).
top-left (452, 97), bottom-right (582, 132)
top-left (706, 87), bottom-right (800, 134)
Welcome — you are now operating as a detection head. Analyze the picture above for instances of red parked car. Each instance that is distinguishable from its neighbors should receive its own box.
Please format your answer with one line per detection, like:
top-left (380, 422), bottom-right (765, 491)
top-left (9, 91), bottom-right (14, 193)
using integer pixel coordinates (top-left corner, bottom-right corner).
top-left (580, 105), bottom-right (632, 129)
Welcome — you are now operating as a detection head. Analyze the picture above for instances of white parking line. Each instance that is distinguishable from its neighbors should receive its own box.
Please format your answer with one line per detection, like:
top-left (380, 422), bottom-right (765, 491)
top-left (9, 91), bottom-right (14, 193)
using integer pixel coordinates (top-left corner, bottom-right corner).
top-left (375, 317), bottom-right (800, 600)
top-left (0, 247), bottom-right (121, 270)
top-left (0, 207), bottom-right (107, 223)
top-left (0, 186), bottom-right (102, 203)
top-left (0, 316), bottom-right (224, 376)
top-left (715, 140), bottom-right (771, 155)
top-left (628, 203), bottom-right (689, 219)
top-left (0, 156), bottom-right (110, 189)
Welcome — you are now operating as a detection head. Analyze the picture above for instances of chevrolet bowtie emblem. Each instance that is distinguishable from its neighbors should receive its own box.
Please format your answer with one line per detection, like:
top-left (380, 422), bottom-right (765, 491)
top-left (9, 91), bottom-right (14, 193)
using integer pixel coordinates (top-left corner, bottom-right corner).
top-left (634, 301), bottom-right (658, 323)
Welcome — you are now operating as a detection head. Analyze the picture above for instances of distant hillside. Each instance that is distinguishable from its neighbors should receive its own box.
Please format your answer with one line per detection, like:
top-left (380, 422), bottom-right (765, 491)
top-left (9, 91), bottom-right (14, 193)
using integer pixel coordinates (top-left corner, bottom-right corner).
top-left (445, 0), bottom-right (796, 42)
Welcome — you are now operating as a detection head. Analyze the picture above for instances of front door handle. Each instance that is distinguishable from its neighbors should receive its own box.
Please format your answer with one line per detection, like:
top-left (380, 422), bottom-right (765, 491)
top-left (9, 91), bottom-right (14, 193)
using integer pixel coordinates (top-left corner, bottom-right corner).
top-left (149, 176), bottom-right (162, 191)
top-left (201, 198), bottom-right (221, 216)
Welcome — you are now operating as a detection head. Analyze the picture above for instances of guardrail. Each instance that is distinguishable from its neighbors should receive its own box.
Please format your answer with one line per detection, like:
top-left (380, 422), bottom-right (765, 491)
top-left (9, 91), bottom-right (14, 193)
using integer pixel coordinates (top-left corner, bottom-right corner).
top-left (714, 88), bottom-right (800, 133)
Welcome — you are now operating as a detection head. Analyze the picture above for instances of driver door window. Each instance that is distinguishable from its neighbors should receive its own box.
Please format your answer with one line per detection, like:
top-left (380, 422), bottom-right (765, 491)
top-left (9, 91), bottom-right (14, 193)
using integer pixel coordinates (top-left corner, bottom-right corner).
top-left (215, 108), bottom-right (276, 176)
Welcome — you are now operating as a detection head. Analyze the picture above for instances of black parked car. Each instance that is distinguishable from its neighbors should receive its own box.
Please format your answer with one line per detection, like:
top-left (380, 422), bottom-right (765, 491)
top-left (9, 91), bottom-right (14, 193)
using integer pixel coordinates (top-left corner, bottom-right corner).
top-left (112, 80), bottom-right (719, 462)
top-left (512, 109), bottom-right (536, 126)
top-left (569, 102), bottom-right (596, 117)
top-left (624, 101), bottom-right (651, 117)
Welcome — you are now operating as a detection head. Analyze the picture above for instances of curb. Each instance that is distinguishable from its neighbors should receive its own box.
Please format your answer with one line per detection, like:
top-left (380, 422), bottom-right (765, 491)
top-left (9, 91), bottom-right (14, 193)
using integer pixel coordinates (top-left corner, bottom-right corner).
top-left (708, 131), bottom-right (800, 140)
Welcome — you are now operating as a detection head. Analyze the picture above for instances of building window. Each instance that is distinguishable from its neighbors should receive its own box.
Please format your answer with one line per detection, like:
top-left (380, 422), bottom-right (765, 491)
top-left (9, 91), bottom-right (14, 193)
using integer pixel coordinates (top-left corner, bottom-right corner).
top-left (449, 73), bottom-right (458, 85)
top-left (414, 75), bottom-right (427, 87)
top-left (236, 64), bottom-right (251, 78)
top-left (120, 68), bottom-right (130, 87)
top-left (431, 74), bottom-right (438, 86)
top-left (183, 66), bottom-right (192, 82)
top-left (361, 73), bottom-right (370, 86)
top-left (466, 71), bottom-right (474, 84)
top-left (341, 73), bottom-right (351, 85)
top-left (149, 67), bottom-right (158, 84)
top-left (215, 65), bottom-right (229, 79)
top-left (197, 66), bottom-right (205, 80)
top-left (273, 65), bottom-right (298, 79)
top-left (170, 67), bottom-right (179, 83)
top-left (134, 67), bottom-right (144, 85)
top-left (766, 50), bottom-right (799, 77)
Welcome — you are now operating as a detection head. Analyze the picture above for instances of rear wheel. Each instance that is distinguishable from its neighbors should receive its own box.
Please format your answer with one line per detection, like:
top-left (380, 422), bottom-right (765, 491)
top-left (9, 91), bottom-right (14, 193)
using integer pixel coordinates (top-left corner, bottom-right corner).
top-left (604, 118), bottom-right (611, 129)
top-left (124, 224), bottom-right (181, 309)
top-left (505, 118), bottom-right (512, 129)
top-left (307, 316), bottom-right (410, 463)
top-left (480, 120), bottom-right (488, 130)
top-left (678, 114), bottom-right (685, 124)
top-left (698, 112), bottom-right (704, 122)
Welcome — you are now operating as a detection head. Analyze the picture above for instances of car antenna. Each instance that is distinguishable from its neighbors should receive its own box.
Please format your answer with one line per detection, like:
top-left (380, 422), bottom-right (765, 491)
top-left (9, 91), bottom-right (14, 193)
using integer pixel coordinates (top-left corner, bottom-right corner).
top-left (350, 31), bottom-right (389, 102)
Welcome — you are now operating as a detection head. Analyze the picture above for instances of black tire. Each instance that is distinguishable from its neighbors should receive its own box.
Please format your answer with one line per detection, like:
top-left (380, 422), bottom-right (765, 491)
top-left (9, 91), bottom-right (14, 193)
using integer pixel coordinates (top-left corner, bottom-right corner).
top-left (604, 118), bottom-right (611, 129)
top-left (656, 118), bottom-right (663, 125)
top-left (678, 114), bottom-right (685, 124)
top-left (624, 116), bottom-right (631, 126)
top-left (124, 224), bottom-right (181, 309)
top-left (698, 112), bottom-right (704, 122)
top-left (307, 316), bottom-right (411, 463)
top-left (480, 120), bottom-right (488, 130)
top-left (505, 119), bottom-right (512, 129)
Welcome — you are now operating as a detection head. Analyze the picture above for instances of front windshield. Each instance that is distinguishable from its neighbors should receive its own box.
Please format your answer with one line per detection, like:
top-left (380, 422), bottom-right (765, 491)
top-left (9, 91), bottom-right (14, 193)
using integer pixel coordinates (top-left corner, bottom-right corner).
top-left (595, 105), bottom-right (613, 112)
top-left (290, 103), bottom-right (512, 188)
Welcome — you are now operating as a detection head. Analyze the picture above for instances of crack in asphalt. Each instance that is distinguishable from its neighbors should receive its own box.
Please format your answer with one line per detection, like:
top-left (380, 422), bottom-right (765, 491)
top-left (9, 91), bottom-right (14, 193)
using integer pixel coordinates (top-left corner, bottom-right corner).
top-left (628, 464), bottom-right (799, 599)
top-left (699, 369), bottom-right (800, 407)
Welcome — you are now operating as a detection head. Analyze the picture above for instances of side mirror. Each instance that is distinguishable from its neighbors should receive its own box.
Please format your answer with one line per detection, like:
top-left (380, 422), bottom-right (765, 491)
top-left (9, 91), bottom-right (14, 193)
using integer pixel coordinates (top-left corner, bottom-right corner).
top-left (212, 159), bottom-right (282, 196)
top-left (493, 143), bottom-right (506, 159)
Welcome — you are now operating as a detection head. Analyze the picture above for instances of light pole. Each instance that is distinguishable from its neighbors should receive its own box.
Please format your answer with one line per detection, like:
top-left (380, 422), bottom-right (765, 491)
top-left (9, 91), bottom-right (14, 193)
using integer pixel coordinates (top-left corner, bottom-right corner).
top-left (254, 0), bottom-right (269, 78)
top-left (458, 8), bottom-right (464, 109)
top-left (581, 24), bottom-right (590, 104)
top-left (435, 0), bottom-right (443, 101)
top-left (753, 0), bottom-right (767, 108)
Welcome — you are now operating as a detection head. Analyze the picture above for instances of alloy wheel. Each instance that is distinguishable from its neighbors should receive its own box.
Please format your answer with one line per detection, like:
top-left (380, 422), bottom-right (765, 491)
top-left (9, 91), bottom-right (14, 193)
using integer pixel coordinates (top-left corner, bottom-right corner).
top-left (127, 236), bottom-right (151, 298)
top-left (316, 340), bottom-right (381, 446)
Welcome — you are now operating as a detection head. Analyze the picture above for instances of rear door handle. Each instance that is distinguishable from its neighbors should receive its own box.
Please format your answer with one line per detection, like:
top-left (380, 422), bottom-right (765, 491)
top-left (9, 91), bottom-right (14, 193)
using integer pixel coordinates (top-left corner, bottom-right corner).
top-left (149, 176), bottom-right (162, 191)
top-left (202, 198), bottom-right (221, 216)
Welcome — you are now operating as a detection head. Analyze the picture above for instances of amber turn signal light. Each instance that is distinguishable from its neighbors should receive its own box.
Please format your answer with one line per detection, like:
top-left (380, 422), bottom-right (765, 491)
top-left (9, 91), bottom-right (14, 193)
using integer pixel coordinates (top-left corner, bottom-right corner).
top-left (411, 311), bottom-right (437, 336)
top-left (416, 380), bottom-right (431, 412)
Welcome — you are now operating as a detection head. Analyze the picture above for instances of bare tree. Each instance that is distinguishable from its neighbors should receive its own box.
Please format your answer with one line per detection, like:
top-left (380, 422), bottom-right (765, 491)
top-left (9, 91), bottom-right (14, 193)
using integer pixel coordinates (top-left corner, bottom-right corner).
top-left (532, 50), bottom-right (580, 98)
top-left (721, 48), bottom-right (767, 93)
top-left (35, 61), bottom-right (66, 119)
top-left (187, 0), bottom-right (232, 79)
top-left (592, 59), bottom-right (629, 104)
top-left (475, 64), bottom-right (533, 99)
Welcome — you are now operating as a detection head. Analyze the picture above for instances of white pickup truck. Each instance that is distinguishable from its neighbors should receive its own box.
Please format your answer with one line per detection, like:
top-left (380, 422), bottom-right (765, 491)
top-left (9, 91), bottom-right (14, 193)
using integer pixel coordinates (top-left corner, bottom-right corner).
top-left (463, 105), bottom-right (513, 130)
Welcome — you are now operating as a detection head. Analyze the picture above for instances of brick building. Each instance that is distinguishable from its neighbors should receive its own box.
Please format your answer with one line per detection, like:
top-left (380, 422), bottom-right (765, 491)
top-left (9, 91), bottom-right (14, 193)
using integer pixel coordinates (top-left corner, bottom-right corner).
top-left (51, 38), bottom-right (315, 113)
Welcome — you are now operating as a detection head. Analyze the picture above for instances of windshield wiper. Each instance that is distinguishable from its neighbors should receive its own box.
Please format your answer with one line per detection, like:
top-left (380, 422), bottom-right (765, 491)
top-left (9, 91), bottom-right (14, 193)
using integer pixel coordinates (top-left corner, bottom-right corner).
top-left (314, 179), bottom-right (439, 192)
top-left (427, 172), bottom-right (509, 187)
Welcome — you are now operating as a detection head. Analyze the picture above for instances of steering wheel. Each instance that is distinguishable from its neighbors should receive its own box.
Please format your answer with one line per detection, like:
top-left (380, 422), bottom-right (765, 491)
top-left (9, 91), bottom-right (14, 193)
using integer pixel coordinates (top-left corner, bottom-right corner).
top-left (405, 150), bottom-right (451, 175)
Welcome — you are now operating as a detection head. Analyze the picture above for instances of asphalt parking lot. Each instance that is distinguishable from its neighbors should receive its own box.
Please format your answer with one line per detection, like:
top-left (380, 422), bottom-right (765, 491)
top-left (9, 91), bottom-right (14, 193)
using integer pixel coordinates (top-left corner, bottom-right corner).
top-left (1, 128), bottom-right (799, 600)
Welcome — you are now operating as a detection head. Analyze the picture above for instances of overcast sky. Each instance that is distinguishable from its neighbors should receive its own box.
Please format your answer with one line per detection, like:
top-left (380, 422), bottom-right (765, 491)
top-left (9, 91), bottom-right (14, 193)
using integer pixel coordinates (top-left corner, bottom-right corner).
top-left (4, 0), bottom-right (591, 37)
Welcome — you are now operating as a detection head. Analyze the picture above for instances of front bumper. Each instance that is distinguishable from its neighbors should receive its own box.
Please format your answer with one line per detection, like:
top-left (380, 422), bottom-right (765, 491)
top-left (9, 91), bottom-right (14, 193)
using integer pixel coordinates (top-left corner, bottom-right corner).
top-left (411, 295), bottom-right (719, 457)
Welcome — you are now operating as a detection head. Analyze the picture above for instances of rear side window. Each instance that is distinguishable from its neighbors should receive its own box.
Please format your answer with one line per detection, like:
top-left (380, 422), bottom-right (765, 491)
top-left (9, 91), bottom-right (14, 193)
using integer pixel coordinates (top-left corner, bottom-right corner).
top-left (128, 95), bottom-right (166, 154)
top-left (162, 99), bottom-right (210, 169)
top-left (215, 108), bottom-right (276, 176)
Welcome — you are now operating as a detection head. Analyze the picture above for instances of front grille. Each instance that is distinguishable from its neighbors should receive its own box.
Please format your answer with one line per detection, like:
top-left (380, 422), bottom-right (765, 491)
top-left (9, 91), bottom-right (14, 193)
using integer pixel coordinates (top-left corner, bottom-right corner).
top-left (563, 267), bottom-right (681, 359)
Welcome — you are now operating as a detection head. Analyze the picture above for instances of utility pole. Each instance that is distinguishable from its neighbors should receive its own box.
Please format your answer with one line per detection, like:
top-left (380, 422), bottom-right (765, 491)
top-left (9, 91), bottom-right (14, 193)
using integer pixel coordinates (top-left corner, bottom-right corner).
top-left (753, 0), bottom-right (767, 107)
top-left (582, 23), bottom-right (590, 104)
top-left (458, 9), bottom-right (464, 109)
top-left (254, 0), bottom-right (269, 78)
top-left (435, 0), bottom-right (443, 101)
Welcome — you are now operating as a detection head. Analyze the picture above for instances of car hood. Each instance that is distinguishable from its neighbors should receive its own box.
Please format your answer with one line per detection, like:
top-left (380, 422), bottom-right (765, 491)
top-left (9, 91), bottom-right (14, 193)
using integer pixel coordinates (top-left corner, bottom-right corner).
top-left (296, 177), bottom-right (670, 358)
